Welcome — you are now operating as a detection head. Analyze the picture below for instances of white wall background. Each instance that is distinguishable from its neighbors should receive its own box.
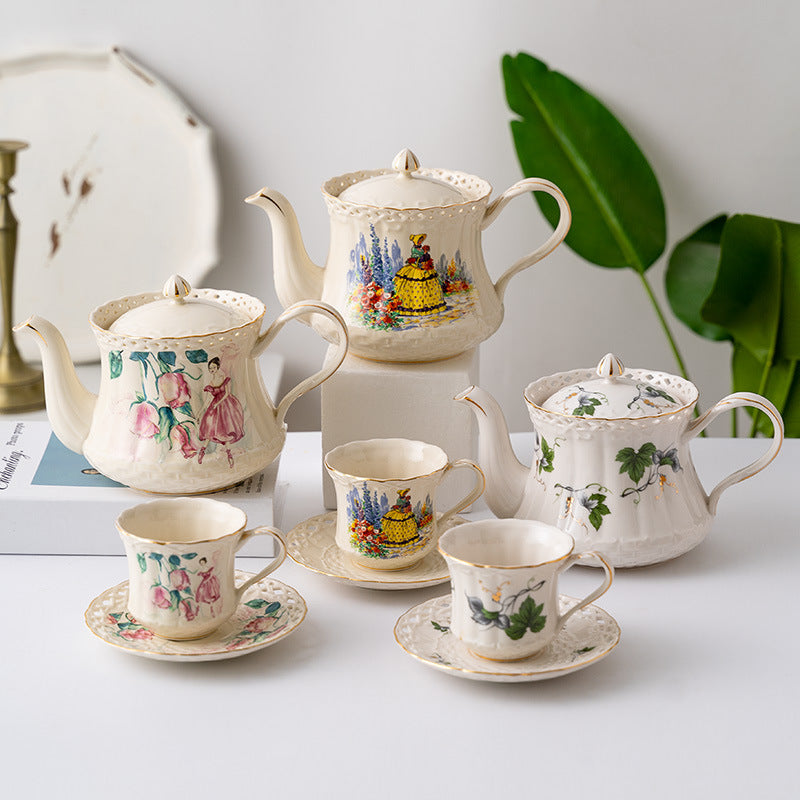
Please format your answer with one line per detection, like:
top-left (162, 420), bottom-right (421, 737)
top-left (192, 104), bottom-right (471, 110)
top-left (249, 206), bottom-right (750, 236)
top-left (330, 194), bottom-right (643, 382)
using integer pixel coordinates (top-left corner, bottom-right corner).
top-left (4, 0), bottom-right (798, 433)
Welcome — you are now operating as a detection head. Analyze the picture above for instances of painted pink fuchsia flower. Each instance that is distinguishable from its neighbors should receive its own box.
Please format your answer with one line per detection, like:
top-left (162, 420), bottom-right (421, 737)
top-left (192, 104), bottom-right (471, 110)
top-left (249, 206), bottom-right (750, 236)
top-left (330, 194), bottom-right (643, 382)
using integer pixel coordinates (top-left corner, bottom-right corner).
top-left (179, 598), bottom-right (199, 621)
top-left (152, 585), bottom-right (172, 609)
top-left (131, 402), bottom-right (159, 438)
top-left (158, 371), bottom-right (191, 409)
top-left (244, 616), bottom-right (275, 634)
top-left (170, 424), bottom-right (197, 459)
top-left (170, 568), bottom-right (190, 591)
top-left (122, 628), bottom-right (154, 640)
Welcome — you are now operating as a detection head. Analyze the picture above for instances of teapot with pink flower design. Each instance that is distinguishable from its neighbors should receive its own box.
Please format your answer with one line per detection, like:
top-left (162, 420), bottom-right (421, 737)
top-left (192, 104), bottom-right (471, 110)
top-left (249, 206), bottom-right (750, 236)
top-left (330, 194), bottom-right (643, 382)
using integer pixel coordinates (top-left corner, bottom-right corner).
top-left (16, 275), bottom-right (348, 493)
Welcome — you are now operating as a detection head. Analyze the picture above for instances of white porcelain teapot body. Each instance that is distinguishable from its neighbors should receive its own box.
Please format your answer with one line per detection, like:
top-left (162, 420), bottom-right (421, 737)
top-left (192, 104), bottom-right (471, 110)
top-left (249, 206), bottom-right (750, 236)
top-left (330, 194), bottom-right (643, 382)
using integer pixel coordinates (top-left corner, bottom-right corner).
top-left (247, 149), bottom-right (570, 362)
top-left (459, 355), bottom-right (784, 567)
top-left (18, 277), bottom-right (348, 494)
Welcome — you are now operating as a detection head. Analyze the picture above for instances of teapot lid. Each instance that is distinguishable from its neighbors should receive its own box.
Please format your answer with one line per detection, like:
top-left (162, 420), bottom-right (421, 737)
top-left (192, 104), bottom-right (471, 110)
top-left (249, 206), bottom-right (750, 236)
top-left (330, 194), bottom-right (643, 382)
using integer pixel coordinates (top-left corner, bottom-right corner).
top-left (108, 275), bottom-right (251, 338)
top-left (541, 354), bottom-right (683, 419)
top-left (338, 149), bottom-right (466, 208)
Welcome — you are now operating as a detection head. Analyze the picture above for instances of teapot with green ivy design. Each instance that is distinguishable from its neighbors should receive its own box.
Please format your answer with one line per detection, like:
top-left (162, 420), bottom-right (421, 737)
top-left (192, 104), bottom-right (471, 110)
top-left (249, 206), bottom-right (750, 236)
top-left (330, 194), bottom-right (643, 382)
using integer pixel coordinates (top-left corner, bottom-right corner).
top-left (457, 354), bottom-right (784, 567)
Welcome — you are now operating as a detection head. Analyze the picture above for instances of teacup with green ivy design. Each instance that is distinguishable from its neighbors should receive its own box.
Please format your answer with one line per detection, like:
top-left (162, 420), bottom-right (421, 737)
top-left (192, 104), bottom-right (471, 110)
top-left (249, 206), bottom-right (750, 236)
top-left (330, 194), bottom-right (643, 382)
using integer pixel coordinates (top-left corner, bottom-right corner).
top-left (438, 519), bottom-right (613, 661)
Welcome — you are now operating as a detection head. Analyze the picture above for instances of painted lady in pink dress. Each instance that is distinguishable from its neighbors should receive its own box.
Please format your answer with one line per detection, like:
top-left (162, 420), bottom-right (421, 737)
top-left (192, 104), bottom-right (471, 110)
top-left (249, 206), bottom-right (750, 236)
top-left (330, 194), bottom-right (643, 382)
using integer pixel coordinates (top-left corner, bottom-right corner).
top-left (198, 357), bottom-right (244, 468)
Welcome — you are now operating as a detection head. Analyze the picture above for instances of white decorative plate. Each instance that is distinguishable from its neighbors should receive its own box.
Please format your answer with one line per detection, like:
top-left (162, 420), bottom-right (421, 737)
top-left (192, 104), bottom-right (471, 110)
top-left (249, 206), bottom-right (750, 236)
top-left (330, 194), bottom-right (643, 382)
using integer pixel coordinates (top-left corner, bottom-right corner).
top-left (0, 47), bottom-right (219, 362)
top-left (394, 594), bottom-right (620, 682)
top-left (286, 511), bottom-right (465, 589)
top-left (85, 572), bottom-right (306, 662)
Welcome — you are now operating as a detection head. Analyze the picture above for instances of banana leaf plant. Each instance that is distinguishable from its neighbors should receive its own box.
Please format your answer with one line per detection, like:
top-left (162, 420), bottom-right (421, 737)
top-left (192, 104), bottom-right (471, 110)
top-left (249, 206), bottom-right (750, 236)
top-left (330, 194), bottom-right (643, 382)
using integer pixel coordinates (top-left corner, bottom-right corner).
top-left (668, 214), bottom-right (800, 437)
top-left (502, 52), bottom-right (797, 436)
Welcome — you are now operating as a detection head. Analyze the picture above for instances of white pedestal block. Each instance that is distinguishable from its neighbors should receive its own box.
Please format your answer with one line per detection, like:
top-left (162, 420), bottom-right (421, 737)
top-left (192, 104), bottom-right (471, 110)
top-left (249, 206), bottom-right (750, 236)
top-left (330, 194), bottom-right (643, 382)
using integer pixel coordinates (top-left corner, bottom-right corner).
top-left (321, 347), bottom-right (480, 510)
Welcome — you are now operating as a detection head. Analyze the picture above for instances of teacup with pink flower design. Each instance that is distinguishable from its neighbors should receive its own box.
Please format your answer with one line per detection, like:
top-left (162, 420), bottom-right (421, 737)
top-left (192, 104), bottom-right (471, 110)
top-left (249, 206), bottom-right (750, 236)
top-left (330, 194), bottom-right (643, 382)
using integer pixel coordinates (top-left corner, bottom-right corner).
top-left (117, 497), bottom-right (286, 640)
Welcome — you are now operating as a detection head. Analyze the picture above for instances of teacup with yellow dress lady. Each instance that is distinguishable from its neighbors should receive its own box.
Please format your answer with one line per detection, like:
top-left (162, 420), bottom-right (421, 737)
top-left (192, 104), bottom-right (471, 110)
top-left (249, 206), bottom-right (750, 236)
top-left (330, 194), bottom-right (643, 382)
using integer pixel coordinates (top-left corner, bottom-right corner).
top-left (325, 438), bottom-right (484, 570)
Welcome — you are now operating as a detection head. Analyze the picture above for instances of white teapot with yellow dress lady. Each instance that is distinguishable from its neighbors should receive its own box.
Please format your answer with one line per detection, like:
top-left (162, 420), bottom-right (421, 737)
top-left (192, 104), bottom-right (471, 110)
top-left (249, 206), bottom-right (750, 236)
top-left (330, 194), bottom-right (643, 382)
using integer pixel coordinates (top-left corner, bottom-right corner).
top-left (17, 275), bottom-right (347, 494)
top-left (246, 148), bottom-right (570, 362)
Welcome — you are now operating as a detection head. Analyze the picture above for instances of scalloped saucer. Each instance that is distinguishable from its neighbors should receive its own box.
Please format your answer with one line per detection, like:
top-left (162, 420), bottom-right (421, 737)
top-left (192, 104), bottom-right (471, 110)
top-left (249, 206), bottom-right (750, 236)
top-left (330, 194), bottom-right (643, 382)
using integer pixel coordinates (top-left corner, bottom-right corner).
top-left (394, 594), bottom-right (620, 682)
top-left (85, 572), bottom-right (306, 662)
top-left (286, 511), bottom-right (466, 590)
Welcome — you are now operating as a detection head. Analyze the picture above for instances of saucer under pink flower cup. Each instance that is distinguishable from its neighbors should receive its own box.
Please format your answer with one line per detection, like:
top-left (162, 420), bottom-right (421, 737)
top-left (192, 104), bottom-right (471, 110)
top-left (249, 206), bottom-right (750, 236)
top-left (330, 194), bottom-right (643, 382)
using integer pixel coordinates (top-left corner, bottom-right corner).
top-left (117, 497), bottom-right (286, 640)
top-left (325, 438), bottom-right (485, 570)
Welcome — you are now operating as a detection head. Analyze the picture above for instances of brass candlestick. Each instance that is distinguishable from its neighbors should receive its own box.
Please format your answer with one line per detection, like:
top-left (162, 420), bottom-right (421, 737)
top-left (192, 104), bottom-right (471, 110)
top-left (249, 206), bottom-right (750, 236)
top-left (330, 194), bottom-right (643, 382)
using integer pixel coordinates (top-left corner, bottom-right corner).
top-left (0, 140), bottom-right (44, 413)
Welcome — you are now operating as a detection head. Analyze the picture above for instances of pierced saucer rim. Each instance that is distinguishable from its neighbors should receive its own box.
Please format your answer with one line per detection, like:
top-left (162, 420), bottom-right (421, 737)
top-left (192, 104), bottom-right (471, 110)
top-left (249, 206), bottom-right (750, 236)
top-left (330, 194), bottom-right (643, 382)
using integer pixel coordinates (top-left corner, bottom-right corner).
top-left (285, 510), bottom-right (465, 589)
top-left (394, 593), bottom-right (621, 681)
top-left (84, 572), bottom-right (307, 661)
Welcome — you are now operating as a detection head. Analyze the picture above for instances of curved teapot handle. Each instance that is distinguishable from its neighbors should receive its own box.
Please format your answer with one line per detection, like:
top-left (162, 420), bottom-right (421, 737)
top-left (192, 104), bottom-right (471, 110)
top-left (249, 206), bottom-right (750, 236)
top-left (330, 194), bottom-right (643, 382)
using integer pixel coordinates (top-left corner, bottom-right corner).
top-left (683, 392), bottom-right (784, 514)
top-left (253, 300), bottom-right (349, 428)
top-left (482, 178), bottom-right (571, 304)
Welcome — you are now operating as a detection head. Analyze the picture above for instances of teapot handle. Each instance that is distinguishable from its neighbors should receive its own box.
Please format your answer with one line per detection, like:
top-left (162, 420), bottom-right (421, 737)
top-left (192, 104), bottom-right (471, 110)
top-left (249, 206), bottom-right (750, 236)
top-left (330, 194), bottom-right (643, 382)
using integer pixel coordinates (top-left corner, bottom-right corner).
top-left (482, 178), bottom-right (571, 304)
top-left (253, 300), bottom-right (349, 428)
top-left (683, 392), bottom-right (784, 514)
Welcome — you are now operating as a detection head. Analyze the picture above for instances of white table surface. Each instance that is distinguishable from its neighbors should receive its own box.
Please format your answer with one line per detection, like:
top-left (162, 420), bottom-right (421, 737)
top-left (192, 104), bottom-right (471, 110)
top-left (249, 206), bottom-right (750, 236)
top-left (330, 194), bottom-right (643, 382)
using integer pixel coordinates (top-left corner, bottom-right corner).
top-left (1, 432), bottom-right (797, 799)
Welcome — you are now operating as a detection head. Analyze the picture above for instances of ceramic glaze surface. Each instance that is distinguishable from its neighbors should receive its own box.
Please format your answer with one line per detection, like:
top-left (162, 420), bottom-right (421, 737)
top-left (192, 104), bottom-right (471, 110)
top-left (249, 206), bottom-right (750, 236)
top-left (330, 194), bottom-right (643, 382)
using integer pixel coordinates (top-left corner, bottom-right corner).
top-left (394, 594), bottom-right (620, 682)
top-left (246, 149), bottom-right (570, 362)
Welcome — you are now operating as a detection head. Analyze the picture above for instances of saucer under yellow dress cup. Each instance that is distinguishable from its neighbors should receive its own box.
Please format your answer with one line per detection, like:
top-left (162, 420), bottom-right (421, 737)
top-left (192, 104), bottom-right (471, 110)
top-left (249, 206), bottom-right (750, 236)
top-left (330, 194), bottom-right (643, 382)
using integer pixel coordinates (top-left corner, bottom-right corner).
top-left (325, 438), bottom-right (484, 571)
top-left (117, 497), bottom-right (286, 640)
top-left (438, 518), bottom-right (613, 661)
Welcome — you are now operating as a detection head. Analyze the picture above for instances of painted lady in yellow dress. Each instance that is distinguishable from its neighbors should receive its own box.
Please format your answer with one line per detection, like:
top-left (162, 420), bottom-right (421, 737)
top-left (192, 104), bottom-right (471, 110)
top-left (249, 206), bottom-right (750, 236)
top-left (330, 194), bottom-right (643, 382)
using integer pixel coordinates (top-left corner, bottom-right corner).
top-left (380, 489), bottom-right (419, 546)
top-left (393, 234), bottom-right (446, 316)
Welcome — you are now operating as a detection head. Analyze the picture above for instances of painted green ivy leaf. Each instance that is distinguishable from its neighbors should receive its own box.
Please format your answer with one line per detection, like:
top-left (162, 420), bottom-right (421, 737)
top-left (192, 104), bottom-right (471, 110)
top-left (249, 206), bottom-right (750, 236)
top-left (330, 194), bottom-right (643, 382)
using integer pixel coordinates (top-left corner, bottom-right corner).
top-left (502, 52), bottom-right (666, 273)
top-left (182, 553), bottom-right (197, 560)
top-left (506, 596), bottom-right (546, 641)
top-left (665, 214), bottom-right (731, 342)
top-left (136, 553), bottom-right (146, 573)
top-left (431, 621), bottom-right (450, 633)
top-left (616, 442), bottom-right (657, 484)
top-left (540, 437), bottom-right (555, 473)
top-left (587, 493), bottom-right (611, 531)
top-left (573, 398), bottom-right (601, 416)
top-left (703, 215), bottom-right (800, 363)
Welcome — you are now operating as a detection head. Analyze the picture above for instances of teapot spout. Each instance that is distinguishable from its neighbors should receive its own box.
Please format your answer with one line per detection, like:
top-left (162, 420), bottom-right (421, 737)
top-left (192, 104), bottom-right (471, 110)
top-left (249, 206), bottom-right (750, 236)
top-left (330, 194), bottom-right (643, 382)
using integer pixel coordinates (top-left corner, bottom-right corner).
top-left (13, 316), bottom-right (96, 453)
top-left (455, 385), bottom-right (529, 518)
top-left (245, 188), bottom-right (324, 309)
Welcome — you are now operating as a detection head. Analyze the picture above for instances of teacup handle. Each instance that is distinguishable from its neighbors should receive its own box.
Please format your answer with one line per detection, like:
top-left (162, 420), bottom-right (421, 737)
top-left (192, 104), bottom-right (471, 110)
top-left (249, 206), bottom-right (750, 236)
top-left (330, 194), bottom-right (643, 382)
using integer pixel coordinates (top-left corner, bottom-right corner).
top-left (554, 550), bottom-right (614, 635)
top-left (482, 177), bottom-right (571, 304)
top-left (252, 300), bottom-right (349, 428)
top-left (438, 459), bottom-right (486, 526)
top-left (233, 526), bottom-right (287, 601)
top-left (683, 392), bottom-right (784, 514)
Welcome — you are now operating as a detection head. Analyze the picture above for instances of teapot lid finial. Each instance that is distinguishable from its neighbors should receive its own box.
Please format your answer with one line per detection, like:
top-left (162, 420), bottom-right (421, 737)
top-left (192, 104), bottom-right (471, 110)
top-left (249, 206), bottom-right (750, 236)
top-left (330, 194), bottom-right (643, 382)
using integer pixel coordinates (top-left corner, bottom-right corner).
top-left (391, 148), bottom-right (420, 176)
top-left (596, 353), bottom-right (625, 379)
top-left (163, 274), bottom-right (192, 302)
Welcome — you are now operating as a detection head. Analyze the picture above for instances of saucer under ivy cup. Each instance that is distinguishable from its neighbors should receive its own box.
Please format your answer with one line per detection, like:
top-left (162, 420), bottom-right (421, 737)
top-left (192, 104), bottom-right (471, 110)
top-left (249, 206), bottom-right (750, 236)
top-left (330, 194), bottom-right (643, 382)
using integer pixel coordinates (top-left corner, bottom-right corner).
top-left (116, 497), bottom-right (286, 640)
top-left (438, 519), bottom-right (613, 661)
top-left (325, 438), bottom-right (484, 571)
